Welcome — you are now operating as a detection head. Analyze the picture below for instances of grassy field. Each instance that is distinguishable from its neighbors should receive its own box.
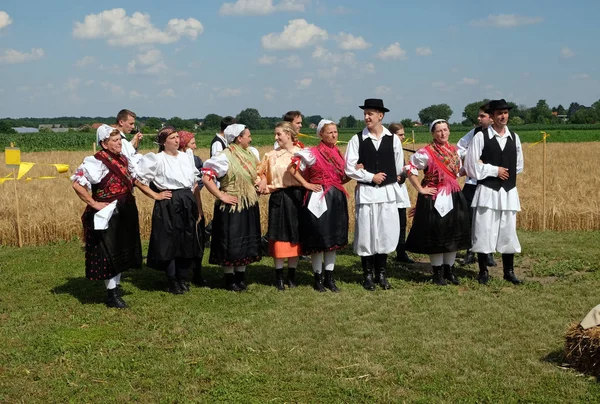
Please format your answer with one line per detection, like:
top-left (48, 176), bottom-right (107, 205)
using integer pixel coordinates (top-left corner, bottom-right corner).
top-left (1, 231), bottom-right (600, 402)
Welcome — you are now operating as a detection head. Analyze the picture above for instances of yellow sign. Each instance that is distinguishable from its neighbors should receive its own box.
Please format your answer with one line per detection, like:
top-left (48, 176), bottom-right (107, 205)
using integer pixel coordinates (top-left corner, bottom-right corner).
top-left (5, 147), bottom-right (21, 168)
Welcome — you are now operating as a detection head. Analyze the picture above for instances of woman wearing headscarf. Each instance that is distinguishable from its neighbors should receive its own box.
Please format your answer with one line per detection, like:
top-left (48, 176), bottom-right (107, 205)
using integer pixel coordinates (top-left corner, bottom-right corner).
top-left (405, 119), bottom-right (471, 285)
top-left (71, 124), bottom-right (171, 308)
top-left (256, 121), bottom-right (304, 290)
top-left (136, 126), bottom-right (202, 294)
top-left (201, 124), bottom-right (262, 291)
top-left (289, 120), bottom-right (349, 292)
top-left (178, 131), bottom-right (208, 288)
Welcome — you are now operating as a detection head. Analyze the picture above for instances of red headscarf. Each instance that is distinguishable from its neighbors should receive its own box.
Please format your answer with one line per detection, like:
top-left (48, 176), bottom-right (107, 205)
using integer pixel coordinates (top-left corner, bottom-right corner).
top-left (178, 131), bottom-right (195, 150)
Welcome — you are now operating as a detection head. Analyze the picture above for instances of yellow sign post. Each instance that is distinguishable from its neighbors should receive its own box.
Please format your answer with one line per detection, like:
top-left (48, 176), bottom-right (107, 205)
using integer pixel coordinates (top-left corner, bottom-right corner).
top-left (5, 145), bottom-right (23, 247)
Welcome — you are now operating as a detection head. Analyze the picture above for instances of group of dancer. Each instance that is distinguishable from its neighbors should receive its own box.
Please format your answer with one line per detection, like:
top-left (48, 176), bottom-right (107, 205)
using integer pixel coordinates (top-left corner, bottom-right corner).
top-left (72, 98), bottom-right (524, 308)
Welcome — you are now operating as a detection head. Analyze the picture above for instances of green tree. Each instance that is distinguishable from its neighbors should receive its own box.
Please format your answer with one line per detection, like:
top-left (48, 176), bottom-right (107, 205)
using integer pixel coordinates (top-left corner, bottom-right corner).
top-left (203, 114), bottom-right (222, 130)
top-left (567, 102), bottom-right (581, 118)
top-left (462, 99), bottom-right (490, 125)
top-left (346, 115), bottom-right (357, 128)
top-left (418, 104), bottom-right (453, 124)
top-left (401, 118), bottom-right (413, 128)
top-left (144, 117), bottom-right (163, 132)
top-left (509, 116), bottom-right (524, 126)
top-left (166, 117), bottom-right (185, 129)
top-left (338, 116), bottom-right (348, 128)
top-left (530, 99), bottom-right (553, 124)
top-left (306, 115), bottom-right (323, 126)
top-left (236, 108), bottom-right (263, 130)
top-left (0, 120), bottom-right (16, 134)
top-left (569, 108), bottom-right (599, 124)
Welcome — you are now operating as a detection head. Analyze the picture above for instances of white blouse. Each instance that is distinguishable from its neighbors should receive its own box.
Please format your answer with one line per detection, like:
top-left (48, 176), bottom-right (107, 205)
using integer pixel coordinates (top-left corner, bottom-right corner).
top-left (135, 149), bottom-right (199, 190)
top-left (71, 155), bottom-right (137, 191)
top-left (203, 148), bottom-right (260, 179)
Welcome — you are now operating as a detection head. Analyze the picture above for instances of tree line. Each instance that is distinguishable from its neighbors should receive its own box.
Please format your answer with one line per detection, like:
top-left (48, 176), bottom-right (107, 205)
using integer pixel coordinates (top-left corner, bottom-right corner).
top-left (1, 98), bottom-right (599, 135)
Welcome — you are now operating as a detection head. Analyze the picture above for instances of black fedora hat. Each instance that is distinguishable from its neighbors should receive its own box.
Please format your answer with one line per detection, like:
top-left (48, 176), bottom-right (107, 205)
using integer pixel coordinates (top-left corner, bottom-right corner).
top-left (488, 99), bottom-right (513, 112)
top-left (359, 98), bottom-right (390, 113)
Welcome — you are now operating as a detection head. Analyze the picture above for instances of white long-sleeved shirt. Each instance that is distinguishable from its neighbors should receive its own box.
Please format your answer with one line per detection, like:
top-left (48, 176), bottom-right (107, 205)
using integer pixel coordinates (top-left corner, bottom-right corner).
top-left (464, 126), bottom-right (523, 211)
top-left (210, 133), bottom-right (228, 158)
top-left (345, 127), bottom-right (408, 206)
top-left (457, 128), bottom-right (479, 186)
top-left (135, 149), bottom-right (200, 191)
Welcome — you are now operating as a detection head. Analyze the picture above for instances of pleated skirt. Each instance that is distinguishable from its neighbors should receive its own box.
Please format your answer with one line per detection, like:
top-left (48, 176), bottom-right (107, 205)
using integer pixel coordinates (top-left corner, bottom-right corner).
top-left (300, 187), bottom-right (348, 254)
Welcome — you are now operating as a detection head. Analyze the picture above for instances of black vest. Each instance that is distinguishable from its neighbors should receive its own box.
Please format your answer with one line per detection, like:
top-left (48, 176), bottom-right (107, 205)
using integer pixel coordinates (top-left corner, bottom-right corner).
top-left (477, 128), bottom-right (517, 192)
top-left (357, 132), bottom-right (396, 187)
top-left (210, 135), bottom-right (226, 157)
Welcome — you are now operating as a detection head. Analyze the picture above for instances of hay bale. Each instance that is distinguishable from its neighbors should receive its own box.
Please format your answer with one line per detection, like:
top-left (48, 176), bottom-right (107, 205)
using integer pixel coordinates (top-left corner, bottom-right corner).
top-left (564, 321), bottom-right (600, 377)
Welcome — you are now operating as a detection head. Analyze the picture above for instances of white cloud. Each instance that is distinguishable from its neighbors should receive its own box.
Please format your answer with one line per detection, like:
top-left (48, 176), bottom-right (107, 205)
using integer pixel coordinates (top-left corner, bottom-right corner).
top-left (363, 63), bottom-right (375, 74)
top-left (572, 73), bottom-right (590, 80)
top-left (376, 42), bottom-right (407, 60)
top-left (560, 47), bottom-right (575, 59)
top-left (0, 11), bottom-right (12, 29)
top-left (282, 54), bottom-right (302, 68)
top-left (317, 66), bottom-right (340, 79)
top-left (219, 0), bottom-right (306, 16)
top-left (264, 87), bottom-right (277, 100)
top-left (296, 77), bottom-right (312, 89)
top-left (101, 81), bottom-right (125, 96)
top-left (374, 85), bottom-right (391, 96)
top-left (161, 88), bottom-right (176, 98)
top-left (470, 14), bottom-right (543, 28)
top-left (75, 56), bottom-right (95, 68)
top-left (461, 77), bottom-right (479, 85)
top-left (98, 64), bottom-right (123, 74)
top-left (128, 49), bottom-right (168, 75)
top-left (137, 49), bottom-right (162, 65)
top-left (258, 54), bottom-right (277, 65)
top-left (312, 46), bottom-right (356, 67)
top-left (64, 78), bottom-right (81, 92)
top-left (335, 32), bottom-right (370, 50)
top-left (129, 90), bottom-right (148, 99)
top-left (416, 47), bottom-right (432, 56)
top-left (73, 8), bottom-right (203, 47)
top-left (261, 19), bottom-right (328, 50)
top-left (0, 48), bottom-right (44, 65)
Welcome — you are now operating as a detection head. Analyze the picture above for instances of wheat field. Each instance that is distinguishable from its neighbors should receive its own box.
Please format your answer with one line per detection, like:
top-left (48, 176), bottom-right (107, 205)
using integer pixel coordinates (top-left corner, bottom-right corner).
top-left (0, 143), bottom-right (598, 246)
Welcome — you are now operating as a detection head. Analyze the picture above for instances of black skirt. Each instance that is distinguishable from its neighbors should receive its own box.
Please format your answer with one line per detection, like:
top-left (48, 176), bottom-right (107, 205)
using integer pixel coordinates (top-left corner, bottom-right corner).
top-left (209, 202), bottom-right (262, 266)
top-left (147, 189), bottom-right (201, 270)
top-left (300, 187), bottom-right (348, 254)
top-left (267, 187), bottom-right (303, 243)
top-left (406, 191), bottom-right (471, 254)
top-left (82, 196), bottom-right (142, 280)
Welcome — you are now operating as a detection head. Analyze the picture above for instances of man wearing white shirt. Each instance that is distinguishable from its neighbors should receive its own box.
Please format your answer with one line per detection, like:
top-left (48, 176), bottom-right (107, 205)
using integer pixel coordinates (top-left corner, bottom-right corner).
top-left (345, 99), bottom-right (404, 291)
top-left (464, 99), bottom-right (523, 285)
top-left (456, 103), bottom-right (496, 267)
top-left (112, 109), bottom-right (142, 166)
top-left (210, 116), bottom-right (235, 158)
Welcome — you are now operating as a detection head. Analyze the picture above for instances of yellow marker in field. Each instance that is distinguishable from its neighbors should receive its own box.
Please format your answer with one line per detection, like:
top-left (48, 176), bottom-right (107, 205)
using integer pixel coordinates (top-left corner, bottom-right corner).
top-left (5, 146), bottom-right (21, 169)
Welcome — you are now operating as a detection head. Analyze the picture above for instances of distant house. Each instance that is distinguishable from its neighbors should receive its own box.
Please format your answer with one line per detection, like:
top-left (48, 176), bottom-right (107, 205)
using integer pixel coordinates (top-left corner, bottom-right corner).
top-left (38, 124), bottom-right (63, 129)
top-left (92, 123), bottom-right (104, 130)
top-left (309, 123), bottom-right (317, 129)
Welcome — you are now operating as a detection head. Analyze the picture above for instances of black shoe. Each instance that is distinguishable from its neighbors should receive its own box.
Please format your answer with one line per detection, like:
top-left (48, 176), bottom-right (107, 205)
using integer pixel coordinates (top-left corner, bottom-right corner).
top-left (362, 271), bottom-right (376, 291)
top-left (487, 253), bottom-right (497, 267)
top-left (462, 251), bottom-right (476, 265)
top-left (191, 269), bottom-right (209, 288)
top-left (234, 271), bottom-right (247, 291)
top-left (501, 253), bottom-right (522, 284)
top-left (106, 288), bottom-right (127, 308)
top-left (286, 267), bottom-right (297, 288)
top-left (432, 266), bottom-right (447, 286)
top-left (477, 253), bottom-right (489, 285)
top-left (323, 271), bottom-right (340, 292)
top-left (375, 269), bottom-right (391, 290)
top-left (178, 279), bottom-right (190, 293)
top-left (395, 252), bottom-right (415, 264)
top-left (503, 270), bottom-right (523, 285)
top-left (478, 270), bottom-right (490, 285)
top-left (225, 273), bottom-right (243, 292)
top-left (167, 276), bottom-right (184, 295)
top-left (443, 264), bottom-right (460, 285)
top-left (275, 268), bottom-right (285, 291)
top-left (115, 284), bottom-right (124, 297)
top-left (313, 273), bottom-right (326, 292)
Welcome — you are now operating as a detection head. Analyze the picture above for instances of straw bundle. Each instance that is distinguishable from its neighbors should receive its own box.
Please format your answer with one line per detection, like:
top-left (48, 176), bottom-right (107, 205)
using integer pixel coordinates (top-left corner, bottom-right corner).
top-left (564, 321), bottom-right (600, 377)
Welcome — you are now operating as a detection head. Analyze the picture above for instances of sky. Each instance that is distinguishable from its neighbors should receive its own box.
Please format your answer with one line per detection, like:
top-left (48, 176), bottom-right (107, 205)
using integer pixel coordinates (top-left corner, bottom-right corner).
top-left (0, 0), bottom-right (599, 122)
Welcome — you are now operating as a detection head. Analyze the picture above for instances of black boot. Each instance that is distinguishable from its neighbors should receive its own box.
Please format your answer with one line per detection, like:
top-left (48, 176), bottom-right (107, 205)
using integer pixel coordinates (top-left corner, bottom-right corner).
top-left (395, 245), bottom-right (415, 263)
top-left (225, 273), bottom-right (242, 292)
top-left (486, 253), bottom-right (497, 267)
top-left (106, 288), bottom-right (127, 308)
top-left (443, 264), bottom-right (460, 285)
top-left (286, 267), bottom-right (297, 288)
top-left (323, 271), bottom-right (340, 292)
top-left (274, 268), bottom-right (285, 291)
top-left (167, 276), bottom-right (184, 294)
top-left (463, 250), bottom-right (476, 265)
top-left (477, 253), bottom-right (489, 285)
top-left (361, 256), bottom-right (376, 291)
top-left (432, 266), bottom-right (447, 286)
top-left (191, 259), bottom-right (209, 288)
top-left (502, 254), bottom-right (523, 285)
top-left (313, 272), bottom-right (326, 292)
top-left (234, 271), bottom-right (248, 291)
top-left (374, 254), bottom-right (391, 290)
top-left (115, 284), bottom-right (124, 297)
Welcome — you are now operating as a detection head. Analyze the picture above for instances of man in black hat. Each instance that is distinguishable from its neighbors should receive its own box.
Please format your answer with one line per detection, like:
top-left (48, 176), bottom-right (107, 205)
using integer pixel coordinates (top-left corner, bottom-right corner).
top-left (464, 99), bottom-right (524, 285)
top-left (345, 98), bottom-right (405, 291)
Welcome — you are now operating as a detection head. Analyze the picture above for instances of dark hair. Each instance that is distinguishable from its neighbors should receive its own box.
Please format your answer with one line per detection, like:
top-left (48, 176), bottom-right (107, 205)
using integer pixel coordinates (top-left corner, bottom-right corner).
top-left (388, 123), bottom-right (404, 133)
top-left (283, 110), bottom-right (302, 122)
top-left (220, 116), bottom-right (236, 132)
top-left (157, 126), bottom-right (177, 152)
top-left (480, 102), bottom-right (491, 114)
top-left (116, 109), bottom-right (136, 125)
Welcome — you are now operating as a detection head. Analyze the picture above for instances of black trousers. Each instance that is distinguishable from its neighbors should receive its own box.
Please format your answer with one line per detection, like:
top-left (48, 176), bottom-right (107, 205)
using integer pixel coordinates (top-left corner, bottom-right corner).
top-left (395, 208), bottom-right (407, 254)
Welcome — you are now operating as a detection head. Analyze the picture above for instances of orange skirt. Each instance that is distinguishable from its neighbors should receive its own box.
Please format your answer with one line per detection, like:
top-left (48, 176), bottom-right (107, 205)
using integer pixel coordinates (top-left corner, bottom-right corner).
top-left (269, 240), bottom-right (301, 258)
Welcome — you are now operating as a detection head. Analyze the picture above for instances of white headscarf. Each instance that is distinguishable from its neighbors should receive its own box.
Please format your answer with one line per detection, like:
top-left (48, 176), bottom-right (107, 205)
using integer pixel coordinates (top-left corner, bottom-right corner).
top-left (224, 124), bottom-right (247, 143)
top-left (96, 124), bottom-right (117, 146)
top-left (316, 119), bottom-right (335, 136)
top-left (429, 119), bottom-right (447, 132)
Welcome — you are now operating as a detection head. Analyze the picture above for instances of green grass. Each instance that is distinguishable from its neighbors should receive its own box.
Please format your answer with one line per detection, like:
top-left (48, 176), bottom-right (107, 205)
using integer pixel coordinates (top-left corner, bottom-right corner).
top-left (1, 231), bottom-right (600, 402)
top-left (1, 126), bottom-right (598, 152)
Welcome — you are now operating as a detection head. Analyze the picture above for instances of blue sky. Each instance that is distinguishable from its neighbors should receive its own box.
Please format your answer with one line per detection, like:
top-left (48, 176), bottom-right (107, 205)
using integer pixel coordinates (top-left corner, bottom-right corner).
top-left (0, 0), bottom-right (598, 121)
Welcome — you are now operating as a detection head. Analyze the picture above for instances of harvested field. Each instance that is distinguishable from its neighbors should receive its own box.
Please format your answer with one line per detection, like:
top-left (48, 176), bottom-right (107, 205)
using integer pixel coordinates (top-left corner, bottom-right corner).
top-left (0, 142), bottom-right (599, 246)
